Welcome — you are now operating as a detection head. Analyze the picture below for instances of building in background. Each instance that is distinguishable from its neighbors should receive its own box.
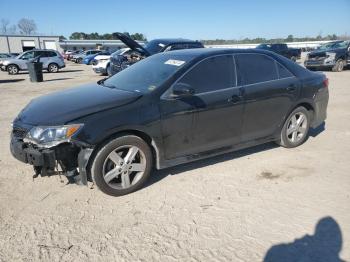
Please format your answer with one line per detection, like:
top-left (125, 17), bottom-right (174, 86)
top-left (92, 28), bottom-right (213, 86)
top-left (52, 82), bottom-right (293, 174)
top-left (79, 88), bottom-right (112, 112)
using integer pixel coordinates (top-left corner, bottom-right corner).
top-left (0, 35), bottom-right (60, 53)
top-left (58, 39), bottom-right (144, 52)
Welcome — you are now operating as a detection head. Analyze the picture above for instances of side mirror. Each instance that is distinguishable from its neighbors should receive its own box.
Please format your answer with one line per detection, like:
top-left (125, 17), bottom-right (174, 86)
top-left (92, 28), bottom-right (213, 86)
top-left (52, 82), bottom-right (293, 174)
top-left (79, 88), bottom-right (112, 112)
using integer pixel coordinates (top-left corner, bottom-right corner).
top-left (172, 83), bottom-right (195, 97)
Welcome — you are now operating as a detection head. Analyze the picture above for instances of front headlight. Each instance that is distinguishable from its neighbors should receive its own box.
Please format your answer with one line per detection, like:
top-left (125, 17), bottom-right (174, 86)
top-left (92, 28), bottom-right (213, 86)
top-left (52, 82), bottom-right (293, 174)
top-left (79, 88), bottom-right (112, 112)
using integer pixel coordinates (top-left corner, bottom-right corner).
top-left (24, 124), bottom-right (83, 147)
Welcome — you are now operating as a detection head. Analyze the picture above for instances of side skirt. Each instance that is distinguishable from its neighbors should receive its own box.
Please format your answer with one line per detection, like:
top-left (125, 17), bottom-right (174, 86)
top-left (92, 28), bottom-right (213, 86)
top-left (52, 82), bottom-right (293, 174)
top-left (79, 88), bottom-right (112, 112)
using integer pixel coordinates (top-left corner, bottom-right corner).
top-left (158, 136), bottom-right (277, 169)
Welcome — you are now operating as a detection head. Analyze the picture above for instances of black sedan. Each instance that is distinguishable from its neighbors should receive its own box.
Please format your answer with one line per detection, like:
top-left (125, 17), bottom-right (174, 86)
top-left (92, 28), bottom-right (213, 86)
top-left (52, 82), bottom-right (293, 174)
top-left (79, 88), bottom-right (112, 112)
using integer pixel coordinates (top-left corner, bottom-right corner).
top-left (10, 48), bottom-right (329, 196)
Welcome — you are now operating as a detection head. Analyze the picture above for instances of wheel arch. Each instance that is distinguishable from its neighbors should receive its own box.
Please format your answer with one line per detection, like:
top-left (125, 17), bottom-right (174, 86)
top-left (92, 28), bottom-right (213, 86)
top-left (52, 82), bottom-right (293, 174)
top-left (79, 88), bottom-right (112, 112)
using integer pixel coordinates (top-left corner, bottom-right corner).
top-left (87, 129), bottom-right (162, 180)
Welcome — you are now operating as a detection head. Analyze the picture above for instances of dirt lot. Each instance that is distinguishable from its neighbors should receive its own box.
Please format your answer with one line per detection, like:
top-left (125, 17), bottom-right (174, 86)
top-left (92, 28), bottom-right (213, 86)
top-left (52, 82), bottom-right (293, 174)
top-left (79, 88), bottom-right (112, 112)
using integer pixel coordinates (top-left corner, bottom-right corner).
top-left (0, 61), bottom-right (349, 262)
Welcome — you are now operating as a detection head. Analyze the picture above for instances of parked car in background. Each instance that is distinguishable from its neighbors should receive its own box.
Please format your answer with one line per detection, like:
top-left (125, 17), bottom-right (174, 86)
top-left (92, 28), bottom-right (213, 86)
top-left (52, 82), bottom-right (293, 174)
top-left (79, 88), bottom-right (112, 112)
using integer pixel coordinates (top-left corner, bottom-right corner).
top-left (304, 40), bottom-right (350, 72)
top-left (71, 50), bottom-right (102, 63)
top-left (10, 48), bottom-right (328, 196)
top-left (256, 43), bottom-right (301, 61)
top-left (0, 49), bottom-right (65, 75)
top-left (65, 50), bottom-right (83, 61)
top-left (0, 53), bottom-right (15, 67)
top-left (109, 32), bottom-right (204, 76)
top-left (92, 48), bottom-right (131, 75)
top-left (63, 50), bottom-right (75, 60)
top-left (82, 51), bottom-right (110, 65)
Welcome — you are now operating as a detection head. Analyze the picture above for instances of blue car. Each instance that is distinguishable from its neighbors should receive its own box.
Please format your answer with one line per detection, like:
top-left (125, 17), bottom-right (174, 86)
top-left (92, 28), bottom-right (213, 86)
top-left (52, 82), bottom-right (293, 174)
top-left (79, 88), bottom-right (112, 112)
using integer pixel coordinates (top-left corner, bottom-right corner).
top-left (82, 51), bottom-right (110, 65)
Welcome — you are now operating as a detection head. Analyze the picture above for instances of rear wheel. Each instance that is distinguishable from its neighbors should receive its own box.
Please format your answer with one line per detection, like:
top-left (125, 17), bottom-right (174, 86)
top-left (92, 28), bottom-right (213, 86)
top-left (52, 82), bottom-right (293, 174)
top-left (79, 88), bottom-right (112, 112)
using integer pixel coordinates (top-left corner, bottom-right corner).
top-left (48, 63), bottom-right (59, 73)
top-left (76, 58), bottom-right (82, 64)
top-left (332, 59), bottom-right (345, 72)
top-left (91, 135), bottom-right (153, 196)
top-left (277, 106), bottom-right (310, 148)
top-left (7, 64), bottom-right (19, 75)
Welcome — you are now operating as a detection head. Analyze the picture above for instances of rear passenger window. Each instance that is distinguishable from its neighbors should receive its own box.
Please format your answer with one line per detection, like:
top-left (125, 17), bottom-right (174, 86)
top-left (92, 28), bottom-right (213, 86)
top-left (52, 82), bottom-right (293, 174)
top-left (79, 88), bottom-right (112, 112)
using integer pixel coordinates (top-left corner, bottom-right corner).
top-left (235, 54), bottom-right (278, 85)
top-left (277, 63), bottom-right (293, 78)
top-left (178, 55), bottom-right (235, 94)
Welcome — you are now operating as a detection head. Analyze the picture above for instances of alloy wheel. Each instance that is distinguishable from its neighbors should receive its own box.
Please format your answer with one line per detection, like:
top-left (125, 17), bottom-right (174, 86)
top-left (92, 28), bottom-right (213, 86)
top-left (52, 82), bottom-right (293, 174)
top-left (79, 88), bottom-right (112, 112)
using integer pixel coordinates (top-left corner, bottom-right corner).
top-left (286, 112), bottom-right (308, 143)
top-left (49, 64), bottom-right (58, 73)
top-left (8, 65), bottom-right (18, 74)
top-left (102, 145), bottom-right (146, 189)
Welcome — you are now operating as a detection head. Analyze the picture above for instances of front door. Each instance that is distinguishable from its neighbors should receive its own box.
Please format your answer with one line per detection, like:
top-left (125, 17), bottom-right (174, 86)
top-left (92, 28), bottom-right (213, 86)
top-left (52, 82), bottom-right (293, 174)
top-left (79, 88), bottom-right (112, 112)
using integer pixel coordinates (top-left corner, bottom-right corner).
top-left (160, 55), bottom-right (244, 159)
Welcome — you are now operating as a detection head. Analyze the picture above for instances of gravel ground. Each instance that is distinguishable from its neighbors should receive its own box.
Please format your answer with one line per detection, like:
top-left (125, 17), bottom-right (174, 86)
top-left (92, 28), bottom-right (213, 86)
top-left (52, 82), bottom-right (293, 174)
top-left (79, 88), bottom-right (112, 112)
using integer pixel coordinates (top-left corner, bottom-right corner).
top-left (0, 61), bottom-right (349, 262)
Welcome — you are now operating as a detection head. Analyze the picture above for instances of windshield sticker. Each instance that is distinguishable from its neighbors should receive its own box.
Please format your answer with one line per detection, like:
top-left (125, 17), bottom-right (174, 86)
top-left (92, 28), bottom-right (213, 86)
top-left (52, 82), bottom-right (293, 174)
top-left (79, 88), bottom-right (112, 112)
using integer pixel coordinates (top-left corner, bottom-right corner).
top-left (165, 59), bottom-right (186, 66)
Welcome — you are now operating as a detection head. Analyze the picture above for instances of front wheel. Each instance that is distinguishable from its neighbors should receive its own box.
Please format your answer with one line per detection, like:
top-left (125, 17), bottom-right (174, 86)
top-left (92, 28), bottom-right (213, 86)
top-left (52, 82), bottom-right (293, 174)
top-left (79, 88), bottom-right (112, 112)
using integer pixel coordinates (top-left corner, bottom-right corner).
top-left (8, 64), bottom-right (19, 75)
top-left (332, 59), bottom-right (345, 72)
top-left (91, 135), bottom-right (153, 196)
top-left (277, 107), bottom-right (310, 148)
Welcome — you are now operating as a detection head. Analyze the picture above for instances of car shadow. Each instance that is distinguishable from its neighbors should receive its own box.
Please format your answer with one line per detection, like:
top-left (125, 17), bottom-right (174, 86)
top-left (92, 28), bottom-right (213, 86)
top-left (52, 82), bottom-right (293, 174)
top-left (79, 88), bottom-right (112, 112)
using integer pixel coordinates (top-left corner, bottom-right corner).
top-left (45, 78), bottom-right (73, 82)
top-left (263, 216), bottom-right (344, 262)
top-left (0, 79), bottom-right (25, 84)
top-left (57, 69), bottom-right (84, 73)
top-left (146, 142), bottom-right (279, 187)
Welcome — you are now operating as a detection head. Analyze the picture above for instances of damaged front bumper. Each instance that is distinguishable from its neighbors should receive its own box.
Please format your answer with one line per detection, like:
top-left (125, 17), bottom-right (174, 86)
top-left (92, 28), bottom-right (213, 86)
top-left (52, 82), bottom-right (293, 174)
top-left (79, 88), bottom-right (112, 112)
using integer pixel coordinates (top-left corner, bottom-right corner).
top-left (10, 136), bottom-right (93, 185)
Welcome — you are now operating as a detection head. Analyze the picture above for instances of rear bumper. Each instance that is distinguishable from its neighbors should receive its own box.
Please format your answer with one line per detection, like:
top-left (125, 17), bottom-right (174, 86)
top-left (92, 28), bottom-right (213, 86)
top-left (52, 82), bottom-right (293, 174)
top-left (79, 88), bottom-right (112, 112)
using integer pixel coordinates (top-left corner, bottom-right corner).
top-left (311, 88), bottom-right (329, 128)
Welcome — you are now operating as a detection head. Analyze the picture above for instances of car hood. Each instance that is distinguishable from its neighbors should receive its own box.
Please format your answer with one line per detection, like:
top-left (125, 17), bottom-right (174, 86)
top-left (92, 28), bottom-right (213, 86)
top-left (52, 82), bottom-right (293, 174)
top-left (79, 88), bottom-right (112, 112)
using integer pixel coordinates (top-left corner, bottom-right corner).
top-left (95, 55), bottom-right (111, 60)
top-left (2, 58), bottom-right (22, 65)
top-left (310, 47), bottom-right (346, 56)
top-left (16, 82), bottom-right (142, 126)
top-left (115, 32), bottom-right (150, 56)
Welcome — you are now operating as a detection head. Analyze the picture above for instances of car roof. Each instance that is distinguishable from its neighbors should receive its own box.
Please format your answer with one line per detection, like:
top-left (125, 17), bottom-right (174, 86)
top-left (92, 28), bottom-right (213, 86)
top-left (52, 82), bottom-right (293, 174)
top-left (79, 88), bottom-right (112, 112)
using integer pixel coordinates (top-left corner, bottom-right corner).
top-left (161, 48), bottom-right (310, 78)
top-left (165, 47), bottom-right (278, 57)
top-left (151, 38), bottom-right (201, 44)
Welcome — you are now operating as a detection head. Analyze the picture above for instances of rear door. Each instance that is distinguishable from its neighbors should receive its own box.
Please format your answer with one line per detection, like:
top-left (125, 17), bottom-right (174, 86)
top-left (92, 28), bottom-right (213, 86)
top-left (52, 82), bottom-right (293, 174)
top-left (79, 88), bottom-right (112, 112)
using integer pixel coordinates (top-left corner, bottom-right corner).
top-left (160, 55), bottom-right (244, 159)
top-left (235, 53), bottom-right (299, 142)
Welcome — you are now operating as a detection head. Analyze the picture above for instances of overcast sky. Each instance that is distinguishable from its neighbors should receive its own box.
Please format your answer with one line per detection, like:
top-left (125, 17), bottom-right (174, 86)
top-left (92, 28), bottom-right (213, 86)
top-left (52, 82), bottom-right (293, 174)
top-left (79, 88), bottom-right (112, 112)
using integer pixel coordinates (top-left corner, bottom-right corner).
top-left (1, 0), bottom-right (349, 39)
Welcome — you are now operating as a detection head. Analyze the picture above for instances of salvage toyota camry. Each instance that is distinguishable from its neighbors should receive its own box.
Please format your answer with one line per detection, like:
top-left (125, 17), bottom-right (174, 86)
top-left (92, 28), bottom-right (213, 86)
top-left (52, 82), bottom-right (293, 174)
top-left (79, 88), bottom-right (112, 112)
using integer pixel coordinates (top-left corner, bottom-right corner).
top-left (10, 48), bottom-right (329, 196)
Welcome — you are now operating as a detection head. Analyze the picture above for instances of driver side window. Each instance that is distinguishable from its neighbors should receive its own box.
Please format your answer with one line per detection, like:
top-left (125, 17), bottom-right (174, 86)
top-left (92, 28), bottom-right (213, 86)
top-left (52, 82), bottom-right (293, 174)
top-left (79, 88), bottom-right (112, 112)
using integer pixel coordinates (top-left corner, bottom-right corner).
top-left (21, 51), bottom-right (35, 60)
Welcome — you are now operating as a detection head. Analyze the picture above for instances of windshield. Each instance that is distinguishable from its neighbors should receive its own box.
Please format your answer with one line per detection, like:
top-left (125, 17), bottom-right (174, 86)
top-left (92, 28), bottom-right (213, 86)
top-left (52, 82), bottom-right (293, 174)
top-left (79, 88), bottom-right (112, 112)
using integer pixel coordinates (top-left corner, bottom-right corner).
top-left (144, 40), bottom-right (166, 55)
top-left (102, 53), bottom-right (193, 94)
top-left (318, 41), bottom-right (350, 50)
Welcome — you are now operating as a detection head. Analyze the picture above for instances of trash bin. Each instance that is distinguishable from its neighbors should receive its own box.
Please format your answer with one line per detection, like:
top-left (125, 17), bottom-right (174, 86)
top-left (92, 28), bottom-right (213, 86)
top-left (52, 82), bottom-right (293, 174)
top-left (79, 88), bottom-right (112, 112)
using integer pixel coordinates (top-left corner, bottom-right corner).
top-left (27, 57), bottom-right (43, 82)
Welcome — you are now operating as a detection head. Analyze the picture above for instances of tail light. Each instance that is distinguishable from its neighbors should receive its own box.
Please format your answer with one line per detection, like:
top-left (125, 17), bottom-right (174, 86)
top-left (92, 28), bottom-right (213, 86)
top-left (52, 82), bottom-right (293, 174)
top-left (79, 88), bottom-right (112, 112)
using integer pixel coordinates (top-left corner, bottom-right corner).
top-left (323, 78), bottom-right (329, 88)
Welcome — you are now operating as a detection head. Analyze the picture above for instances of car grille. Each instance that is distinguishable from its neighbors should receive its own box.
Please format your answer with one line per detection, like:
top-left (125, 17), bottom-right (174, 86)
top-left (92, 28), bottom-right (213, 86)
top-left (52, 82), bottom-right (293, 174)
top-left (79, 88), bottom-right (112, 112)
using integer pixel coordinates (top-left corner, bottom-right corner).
top-left (308, 53), bottom-right (326, 60)
top-left (12, 126), bottom-right (28, 139)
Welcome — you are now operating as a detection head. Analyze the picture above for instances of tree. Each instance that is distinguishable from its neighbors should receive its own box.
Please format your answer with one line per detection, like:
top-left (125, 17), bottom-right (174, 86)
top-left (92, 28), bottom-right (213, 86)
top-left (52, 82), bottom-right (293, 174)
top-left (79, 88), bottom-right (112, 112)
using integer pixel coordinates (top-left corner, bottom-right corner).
top-left (286, 34), bottom-right (294, 42)
top-left (17, 18), bottom-right (37, 35)
top-left (59, 35), bottom-right (66, 41)
top-left (0, 19), bottom-right (10, 34)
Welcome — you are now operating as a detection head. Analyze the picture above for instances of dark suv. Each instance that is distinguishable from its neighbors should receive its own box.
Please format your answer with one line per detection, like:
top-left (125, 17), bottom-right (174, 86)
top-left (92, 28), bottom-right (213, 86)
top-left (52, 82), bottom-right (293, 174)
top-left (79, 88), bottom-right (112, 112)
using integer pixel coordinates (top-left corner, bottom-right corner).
top-left (109, 32), bottom-right (204, 76)
top-left (256, 43), bottom-right (301, 61)
top-left (304, 41), bottom-right (350, 72)
top-left (10, 49), bottom-right (328, 196)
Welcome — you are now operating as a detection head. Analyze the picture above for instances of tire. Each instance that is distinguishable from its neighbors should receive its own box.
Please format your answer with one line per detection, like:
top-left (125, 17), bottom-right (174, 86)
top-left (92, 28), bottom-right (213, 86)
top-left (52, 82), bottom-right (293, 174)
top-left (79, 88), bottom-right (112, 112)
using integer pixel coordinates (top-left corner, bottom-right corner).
top-left (91, 135), bottom-right (153, 196)
top-left (48, 63), bottom-right (59, 73)
top-left (76, 58), bottom-right (82, 64)
top-left (106, 63), bottom-right (111, 76)
top-left (7, 64), bottom-right (19, 75)
top-left (332, 59), bottom-right (345, 72)
top-left (291, 56), bottom-right (297, 62)
top-left (276, 106), bottom-right (310, 148)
